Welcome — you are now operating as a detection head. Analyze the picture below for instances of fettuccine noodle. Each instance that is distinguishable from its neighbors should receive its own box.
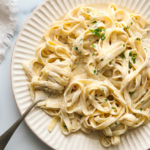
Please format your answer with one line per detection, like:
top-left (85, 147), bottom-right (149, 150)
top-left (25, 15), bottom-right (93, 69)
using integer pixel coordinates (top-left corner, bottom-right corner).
top-left (23, 4), bottom-right (150, 147)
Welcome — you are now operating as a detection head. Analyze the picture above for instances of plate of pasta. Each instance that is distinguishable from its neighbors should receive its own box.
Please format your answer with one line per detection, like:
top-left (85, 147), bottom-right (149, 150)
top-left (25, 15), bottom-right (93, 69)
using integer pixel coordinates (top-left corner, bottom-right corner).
top-left (11, 0), bottom-right (150, 149)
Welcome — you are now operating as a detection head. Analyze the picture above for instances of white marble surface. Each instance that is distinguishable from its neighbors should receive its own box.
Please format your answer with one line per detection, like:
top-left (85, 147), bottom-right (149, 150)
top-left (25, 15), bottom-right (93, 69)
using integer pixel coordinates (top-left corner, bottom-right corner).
top-left (0, 0), bottom-right (53, 150)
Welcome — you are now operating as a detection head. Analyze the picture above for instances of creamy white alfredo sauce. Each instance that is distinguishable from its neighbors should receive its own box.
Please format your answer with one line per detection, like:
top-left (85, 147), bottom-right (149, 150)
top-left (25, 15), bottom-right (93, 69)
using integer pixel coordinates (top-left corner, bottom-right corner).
top-left (23, 4), bottom-right (150, 147)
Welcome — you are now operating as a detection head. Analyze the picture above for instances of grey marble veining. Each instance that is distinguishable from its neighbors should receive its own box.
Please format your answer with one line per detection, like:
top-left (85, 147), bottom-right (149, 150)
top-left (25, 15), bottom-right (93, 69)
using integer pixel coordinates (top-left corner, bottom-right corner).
top-left (0, 0), bottom-right (53, 150)
top-left (14, 0), bottom-right (44, 34)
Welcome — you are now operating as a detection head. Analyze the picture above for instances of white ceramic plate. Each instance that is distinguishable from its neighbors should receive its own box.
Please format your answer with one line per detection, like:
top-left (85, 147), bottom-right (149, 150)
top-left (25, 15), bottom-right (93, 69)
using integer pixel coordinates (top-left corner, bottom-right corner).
top-left (11, 0), bottom-right (150, 150)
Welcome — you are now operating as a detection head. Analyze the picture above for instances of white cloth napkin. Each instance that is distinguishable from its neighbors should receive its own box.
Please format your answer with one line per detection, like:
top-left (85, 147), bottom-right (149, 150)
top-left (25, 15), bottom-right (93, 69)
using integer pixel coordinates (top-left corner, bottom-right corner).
top-left (0, 0), bottom-right (18, 63)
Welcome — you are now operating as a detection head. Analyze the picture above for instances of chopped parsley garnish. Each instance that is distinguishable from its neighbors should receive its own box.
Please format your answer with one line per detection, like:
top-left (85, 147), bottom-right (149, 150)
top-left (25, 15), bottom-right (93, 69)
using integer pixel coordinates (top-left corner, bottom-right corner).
top-left (129, 61), bottom-right (132, 68)
top-left (79, 39), bottom-right (83, 42)
top-left (132, 56), bottom-right (136, 64)
top-left (89, 29), bottom-right (95, 34)
top-left (92, 43), bottom-right (96, 48)
top-left (89, 28), bottom-right (102, 37)
top-left (44, 56), bottom-right (47, 58)
top-left (109, 60), bottom-right (112, 64)
top-left (136, 38), bottom-right (140, 41)
top-left (129, 51), bottom-right (132, 56)
top-left (103, 28), bottom-right (106, 31)
top-left (96, 39), bottom-right (99, 42)
top-left (100, 58), bottom-right (104, 61)
top-left (121, 51), bottom-right (126, 59)
top-left (87, 8), bottom-right (90, 13)
top-left (129, 91), bottom-right (135, 96)
top-left (101, 34), bottom-right (106, 41)
top-left (125, 26), bottom-right (129, 29)
top-left (144, 48), bottom-right (147, 52)
top-left (141, 100), bottom-right (145, 103)
top-left (135, 18), bottom-right (137, 20)
top-left (91, 20), bottom-right (97, 24)
top-left (75, 62), bottom-right (78, 65)
top-left (89, 28), bottom-right (106, 40)
top-left (87, 24), bottom-right (89, 27)
top-left (92, 18), bottom-right (95, 20)
top-left (74, 46), bottom-right (78, 50)
top-left (140, 108), bottom-right (142, 111)
top-left (64, 125), bottom-right (67, 129)
top-left (131, 22), bottom-right (133, 25)
top-left (96, 70), bottom-right (100, 75)
top-left (123, 44), bottom-right (125, 47)
top-left (102, 88), bottom-right (104, 92)
top-left (115, 122), bottom-right (118, 125)
top-left (129, 52), bottom-right (137, 57)
top-left (89, 40), bottom-right (91, 42)
top-left (79, 51), bottom-right (82, 54)
top-left (112, 107), bottom-right (115, 109)
top-left (94, 69), bottom-right (100, 75)
top-left (105, 99), bottom-right (108, 102)
top-left (64, 42), bottom-right (67, 44)
top-left (92, 53), bottom-right (95, 56)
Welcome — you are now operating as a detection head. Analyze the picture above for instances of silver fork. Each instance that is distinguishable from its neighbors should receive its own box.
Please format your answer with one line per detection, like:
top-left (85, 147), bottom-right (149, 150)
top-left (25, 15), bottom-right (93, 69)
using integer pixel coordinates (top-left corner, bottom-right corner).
top-left (0, 90), bottom-right (49, 150)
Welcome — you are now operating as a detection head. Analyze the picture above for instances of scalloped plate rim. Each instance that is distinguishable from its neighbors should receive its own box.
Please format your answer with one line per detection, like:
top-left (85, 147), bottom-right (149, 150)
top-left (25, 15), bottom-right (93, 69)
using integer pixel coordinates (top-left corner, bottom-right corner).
top-left (10, 0), bottom-right (55, 149)
top-left (10, 0), bottom-right (150, 150)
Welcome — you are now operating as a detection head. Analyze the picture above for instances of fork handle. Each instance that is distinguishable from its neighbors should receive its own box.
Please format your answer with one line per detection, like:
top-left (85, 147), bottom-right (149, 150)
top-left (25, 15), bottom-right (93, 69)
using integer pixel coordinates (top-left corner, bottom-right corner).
top-left (0, 101), bottom-right (37, 150)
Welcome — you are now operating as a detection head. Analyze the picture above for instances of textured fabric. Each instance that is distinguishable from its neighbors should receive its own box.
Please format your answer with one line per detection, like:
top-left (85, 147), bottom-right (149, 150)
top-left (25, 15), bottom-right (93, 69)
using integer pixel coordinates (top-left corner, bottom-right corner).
top-left (0, 0), bottom-right (18, 63)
